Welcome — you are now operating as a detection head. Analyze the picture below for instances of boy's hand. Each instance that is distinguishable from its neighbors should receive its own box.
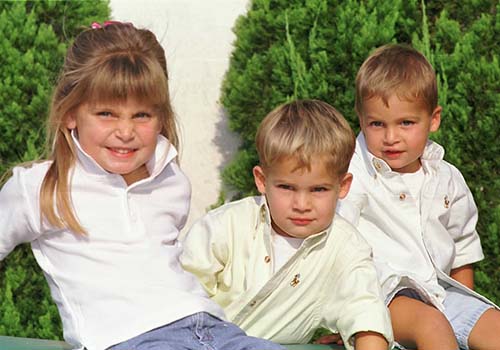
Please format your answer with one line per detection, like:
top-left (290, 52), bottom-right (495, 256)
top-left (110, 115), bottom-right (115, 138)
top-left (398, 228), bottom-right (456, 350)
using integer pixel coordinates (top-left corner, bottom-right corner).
top-left (355, 331), bottom-right (389, 350)
top-left (314, 332), bottom-right (343, 345)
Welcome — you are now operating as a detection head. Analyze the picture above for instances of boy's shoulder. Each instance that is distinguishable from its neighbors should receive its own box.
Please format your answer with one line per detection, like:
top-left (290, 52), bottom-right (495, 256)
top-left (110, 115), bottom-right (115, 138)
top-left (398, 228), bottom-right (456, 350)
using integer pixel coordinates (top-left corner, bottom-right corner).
top-left (201, 195), bottom-right (264, 225)
top-left (328, 214), bottom-right (372, 252)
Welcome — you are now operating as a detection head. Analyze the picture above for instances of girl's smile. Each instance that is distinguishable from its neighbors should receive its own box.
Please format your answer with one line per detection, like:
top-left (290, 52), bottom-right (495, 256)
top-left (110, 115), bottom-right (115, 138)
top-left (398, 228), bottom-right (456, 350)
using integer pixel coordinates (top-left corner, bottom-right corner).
top-left (66, 97), bottom-right (161, 185)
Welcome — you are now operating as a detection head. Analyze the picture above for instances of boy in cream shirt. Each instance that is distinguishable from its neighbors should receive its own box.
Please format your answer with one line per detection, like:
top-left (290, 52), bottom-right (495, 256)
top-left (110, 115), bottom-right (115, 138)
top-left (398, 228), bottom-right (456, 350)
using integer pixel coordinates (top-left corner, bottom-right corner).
top-left (181, 99), bottom-right (393, 349)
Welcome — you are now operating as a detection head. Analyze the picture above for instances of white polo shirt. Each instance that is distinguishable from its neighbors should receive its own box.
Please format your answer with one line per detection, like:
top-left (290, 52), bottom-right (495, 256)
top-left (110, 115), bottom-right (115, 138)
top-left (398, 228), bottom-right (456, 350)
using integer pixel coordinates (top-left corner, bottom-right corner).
top-left (338, 133), bottom-right (496, 310)
top-left (0, 135), bottom-right (224, 350)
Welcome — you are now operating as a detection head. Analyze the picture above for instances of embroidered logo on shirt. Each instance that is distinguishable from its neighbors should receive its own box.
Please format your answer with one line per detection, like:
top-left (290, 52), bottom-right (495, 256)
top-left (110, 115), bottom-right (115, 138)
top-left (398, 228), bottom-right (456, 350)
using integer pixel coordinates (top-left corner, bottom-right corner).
top-left (290, 273), bottom-right (301, 287)
top-left (444, 195), bottom-right (450, 208)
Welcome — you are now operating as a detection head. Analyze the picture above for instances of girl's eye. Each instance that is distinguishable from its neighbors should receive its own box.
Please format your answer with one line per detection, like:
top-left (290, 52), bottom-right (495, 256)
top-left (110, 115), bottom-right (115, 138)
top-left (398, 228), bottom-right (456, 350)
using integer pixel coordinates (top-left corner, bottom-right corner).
top-left (97, 111), bottom-right (112, 117)
top-left (134, 112), bottom-right (151, 119)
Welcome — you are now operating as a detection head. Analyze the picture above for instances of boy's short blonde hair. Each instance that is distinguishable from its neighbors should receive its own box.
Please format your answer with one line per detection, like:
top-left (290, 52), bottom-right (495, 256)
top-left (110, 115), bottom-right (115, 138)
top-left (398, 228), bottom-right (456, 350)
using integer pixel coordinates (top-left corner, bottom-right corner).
top-left (355, 44), bottom-right (438, 115)
top-left (255, 99), bottom-right (355, 178)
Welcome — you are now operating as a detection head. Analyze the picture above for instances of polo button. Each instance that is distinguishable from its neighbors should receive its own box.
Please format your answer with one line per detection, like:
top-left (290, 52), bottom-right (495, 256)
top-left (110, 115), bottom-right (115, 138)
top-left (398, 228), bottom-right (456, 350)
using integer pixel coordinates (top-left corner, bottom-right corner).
top-left (399, 193), bottom-right (406, 201)
top-left (249, 300), bottom-right (257, 307)
top-left (264, 256), bottom-right (271, 263)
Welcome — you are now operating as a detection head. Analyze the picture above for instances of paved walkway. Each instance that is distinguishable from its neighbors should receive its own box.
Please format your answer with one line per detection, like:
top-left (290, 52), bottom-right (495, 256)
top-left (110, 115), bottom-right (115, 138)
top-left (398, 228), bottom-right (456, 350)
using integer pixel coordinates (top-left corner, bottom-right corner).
top-left (110, 0), bottom-right (247, 229)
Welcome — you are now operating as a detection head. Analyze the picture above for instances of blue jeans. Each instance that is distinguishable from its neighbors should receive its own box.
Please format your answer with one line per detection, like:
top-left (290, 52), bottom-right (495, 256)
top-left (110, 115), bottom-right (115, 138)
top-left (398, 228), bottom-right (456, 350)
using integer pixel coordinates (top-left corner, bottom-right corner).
top-left (107, 312), bottom-right (286, 350)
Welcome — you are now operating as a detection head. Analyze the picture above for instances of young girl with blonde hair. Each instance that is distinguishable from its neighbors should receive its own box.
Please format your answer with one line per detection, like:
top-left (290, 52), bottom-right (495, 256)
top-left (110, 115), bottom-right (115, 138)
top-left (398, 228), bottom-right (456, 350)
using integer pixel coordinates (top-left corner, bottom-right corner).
top-left (0, 22), bottom-right (284, 350)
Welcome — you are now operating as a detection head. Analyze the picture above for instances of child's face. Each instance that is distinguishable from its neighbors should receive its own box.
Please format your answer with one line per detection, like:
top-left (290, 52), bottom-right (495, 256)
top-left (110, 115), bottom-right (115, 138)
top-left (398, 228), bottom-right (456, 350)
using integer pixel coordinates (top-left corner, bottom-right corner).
top-left (359, 94), bottom-right (441, 173)
top-left (253, 157), bottom-right (352, 239)
top-left (66, 97), bottom-right (161, 185)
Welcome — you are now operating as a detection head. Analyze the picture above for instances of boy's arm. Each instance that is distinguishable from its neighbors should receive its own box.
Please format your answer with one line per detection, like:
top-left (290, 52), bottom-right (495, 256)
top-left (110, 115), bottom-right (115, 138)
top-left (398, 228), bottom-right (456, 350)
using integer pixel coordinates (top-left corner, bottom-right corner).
top-left (447, 167), bottom-right (484, 269)
top-left (450, 264), bottom-right (474, 289)
top-left (179, 215), bottom-right (226, 296)
top-left (324, 233), bottom-right (393, 350)
top-left (355, 331), bottom-right (389, 350)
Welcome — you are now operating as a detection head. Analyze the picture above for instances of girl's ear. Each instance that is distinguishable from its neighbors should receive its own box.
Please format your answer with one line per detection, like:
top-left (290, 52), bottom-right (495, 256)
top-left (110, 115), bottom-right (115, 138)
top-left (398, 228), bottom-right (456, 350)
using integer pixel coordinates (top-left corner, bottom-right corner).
top-left (65, 114), bottom-right (77, 130)
top-left (253, 165), bottom-right (267, 194)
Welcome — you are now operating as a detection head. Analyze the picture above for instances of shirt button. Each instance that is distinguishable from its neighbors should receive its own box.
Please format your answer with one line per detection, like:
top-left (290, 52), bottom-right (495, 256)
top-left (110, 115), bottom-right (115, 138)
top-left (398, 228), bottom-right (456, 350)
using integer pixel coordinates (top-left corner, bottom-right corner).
top-left (373, 159), bottom-right (382, 170)
top-left (249, 300), bottom-right (257, 307)
top-left (399, 193), bottom-right (407, 201)
top-left (264, 256), bottom-right (271, 263)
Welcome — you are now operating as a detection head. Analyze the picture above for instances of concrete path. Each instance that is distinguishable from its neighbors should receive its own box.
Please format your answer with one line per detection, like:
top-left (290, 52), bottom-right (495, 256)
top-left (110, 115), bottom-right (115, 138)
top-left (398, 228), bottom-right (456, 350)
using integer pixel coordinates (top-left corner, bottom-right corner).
top-left (110, 0), bottom-right (247, 229)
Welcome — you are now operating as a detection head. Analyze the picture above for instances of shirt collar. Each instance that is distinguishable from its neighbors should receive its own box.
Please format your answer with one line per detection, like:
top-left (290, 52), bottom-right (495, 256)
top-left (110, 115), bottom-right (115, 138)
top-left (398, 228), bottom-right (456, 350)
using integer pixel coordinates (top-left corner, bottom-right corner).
top-left (71, 130), bottom-right (176, 182)
top-left (357, 132), bottom-right (445, 177)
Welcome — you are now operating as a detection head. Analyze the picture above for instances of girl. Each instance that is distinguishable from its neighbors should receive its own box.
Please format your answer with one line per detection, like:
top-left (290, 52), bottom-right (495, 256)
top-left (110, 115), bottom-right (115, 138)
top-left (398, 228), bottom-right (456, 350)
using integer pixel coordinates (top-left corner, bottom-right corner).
top-left (0, 22), bottom-right (284, 350)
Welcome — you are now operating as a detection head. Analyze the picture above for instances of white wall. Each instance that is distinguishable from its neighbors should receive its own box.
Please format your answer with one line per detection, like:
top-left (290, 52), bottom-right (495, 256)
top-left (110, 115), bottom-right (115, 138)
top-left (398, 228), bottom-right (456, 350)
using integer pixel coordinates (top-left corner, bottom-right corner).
top-left (109, 0), bottom-right (247, 229)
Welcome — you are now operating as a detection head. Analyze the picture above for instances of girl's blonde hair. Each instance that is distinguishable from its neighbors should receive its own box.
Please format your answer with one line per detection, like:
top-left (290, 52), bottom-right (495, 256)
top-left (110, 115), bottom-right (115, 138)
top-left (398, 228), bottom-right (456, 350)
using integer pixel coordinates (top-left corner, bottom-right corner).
top-left (355, 43), bottom-right (438, 116)
top-left (255, 99), bottom-right (355, 179)
top-left (41, 23), bottom-right (177, 234)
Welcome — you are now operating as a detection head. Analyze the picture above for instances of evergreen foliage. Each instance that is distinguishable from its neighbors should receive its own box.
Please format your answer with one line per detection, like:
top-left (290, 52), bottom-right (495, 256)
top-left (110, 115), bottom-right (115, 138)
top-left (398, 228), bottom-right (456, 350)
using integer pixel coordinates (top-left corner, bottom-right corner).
top-left (221, 0), bottom-right (500, 304)
top-left (0, 0), bottom-right (110, 339)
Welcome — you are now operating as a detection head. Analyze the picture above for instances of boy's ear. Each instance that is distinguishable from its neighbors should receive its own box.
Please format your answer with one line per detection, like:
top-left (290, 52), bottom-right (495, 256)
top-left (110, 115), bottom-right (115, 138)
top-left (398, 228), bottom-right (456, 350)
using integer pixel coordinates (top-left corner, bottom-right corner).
top-left (253, 165), bottom-right (267, 194)
top-left (430, 106), bottom-right (442, 132)
top-left (338, 173), bottom-right (353, 199)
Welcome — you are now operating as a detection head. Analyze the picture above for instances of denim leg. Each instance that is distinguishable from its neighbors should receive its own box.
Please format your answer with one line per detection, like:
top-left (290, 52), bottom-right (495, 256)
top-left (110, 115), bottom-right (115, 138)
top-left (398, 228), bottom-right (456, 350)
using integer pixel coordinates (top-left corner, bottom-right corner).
top-left (197, 312), bottom-right (286, 350)
top-left (108, 312), bottom-right (285, 350)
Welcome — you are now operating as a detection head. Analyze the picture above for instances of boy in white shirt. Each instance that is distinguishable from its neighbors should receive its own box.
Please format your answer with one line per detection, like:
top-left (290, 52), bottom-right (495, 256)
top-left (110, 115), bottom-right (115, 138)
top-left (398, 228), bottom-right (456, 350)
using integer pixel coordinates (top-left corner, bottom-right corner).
top-left (337, 43), bottom-right (500, 350)
top-left (181, 99), bottom-right (393, 350)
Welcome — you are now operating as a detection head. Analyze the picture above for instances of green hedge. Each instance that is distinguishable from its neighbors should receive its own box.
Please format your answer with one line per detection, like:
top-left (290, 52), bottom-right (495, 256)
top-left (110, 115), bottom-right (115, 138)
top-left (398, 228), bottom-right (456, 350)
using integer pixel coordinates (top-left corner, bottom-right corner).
top-left (0, 0), bottom-right (110, 338)
top-left (221, 0), bottom-right (500, 303)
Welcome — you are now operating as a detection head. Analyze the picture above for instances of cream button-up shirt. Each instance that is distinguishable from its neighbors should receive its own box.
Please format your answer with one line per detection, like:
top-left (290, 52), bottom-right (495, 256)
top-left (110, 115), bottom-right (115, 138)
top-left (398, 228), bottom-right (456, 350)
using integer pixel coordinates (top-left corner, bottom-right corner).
top-left (337, 133), bottom-right (497, 310)
top-left (180, 196), bottom-right (393, 349)
top-left (0, 135), bottom-right (224, 350)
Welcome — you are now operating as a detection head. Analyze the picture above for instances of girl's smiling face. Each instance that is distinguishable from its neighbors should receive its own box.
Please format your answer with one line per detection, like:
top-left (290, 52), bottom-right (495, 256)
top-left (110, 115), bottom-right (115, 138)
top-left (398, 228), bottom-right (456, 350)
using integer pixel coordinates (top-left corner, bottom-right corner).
top-left (66, 97), bottom-right (161, 185)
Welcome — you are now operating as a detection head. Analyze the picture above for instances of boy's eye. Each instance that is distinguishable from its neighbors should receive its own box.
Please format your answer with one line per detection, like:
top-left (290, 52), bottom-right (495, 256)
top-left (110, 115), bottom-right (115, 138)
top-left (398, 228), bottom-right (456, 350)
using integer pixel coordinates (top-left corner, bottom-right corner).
top-left (369, 121), bottom-right (383, 127)
top-left (277, 184), bottom-right (293, 191)
top-left (401, 120), bottom-right (415, 126)
top-left (312, 187), bottom-right (328, 192)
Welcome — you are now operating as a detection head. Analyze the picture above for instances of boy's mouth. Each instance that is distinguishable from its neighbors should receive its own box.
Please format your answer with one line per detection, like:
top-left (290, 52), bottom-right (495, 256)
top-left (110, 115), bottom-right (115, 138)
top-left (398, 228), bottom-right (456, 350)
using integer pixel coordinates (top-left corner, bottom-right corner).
top-left (290, 218), bottom-right (313, 226)
top-left (383, 150), bottom-right (403, 159)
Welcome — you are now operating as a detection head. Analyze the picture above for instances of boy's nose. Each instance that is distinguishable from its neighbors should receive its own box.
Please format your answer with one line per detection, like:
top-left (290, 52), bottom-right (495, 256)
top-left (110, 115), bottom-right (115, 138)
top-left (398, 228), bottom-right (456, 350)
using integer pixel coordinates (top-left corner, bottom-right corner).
top-left (293, 192), bottom-right (311, 211)
top-left (384, 127), bottom-right (399, 144)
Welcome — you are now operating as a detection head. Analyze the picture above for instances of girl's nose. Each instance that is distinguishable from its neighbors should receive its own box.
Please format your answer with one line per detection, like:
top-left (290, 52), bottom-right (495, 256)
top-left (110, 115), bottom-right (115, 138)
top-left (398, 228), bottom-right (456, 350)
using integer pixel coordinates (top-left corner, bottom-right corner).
top-left (116, 119), bottom-right (135, 140)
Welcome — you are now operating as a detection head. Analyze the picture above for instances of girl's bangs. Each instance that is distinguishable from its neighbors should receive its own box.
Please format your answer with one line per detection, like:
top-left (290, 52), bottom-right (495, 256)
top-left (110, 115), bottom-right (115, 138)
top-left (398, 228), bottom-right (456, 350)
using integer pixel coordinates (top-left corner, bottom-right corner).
top-left (86, 55), bottom-right (168, 107)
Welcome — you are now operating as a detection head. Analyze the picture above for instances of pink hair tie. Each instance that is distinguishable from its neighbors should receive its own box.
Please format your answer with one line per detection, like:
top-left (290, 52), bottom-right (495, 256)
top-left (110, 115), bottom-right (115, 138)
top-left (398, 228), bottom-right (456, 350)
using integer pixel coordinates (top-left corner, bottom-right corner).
top-left (91, 21), bottom-right (133, 29)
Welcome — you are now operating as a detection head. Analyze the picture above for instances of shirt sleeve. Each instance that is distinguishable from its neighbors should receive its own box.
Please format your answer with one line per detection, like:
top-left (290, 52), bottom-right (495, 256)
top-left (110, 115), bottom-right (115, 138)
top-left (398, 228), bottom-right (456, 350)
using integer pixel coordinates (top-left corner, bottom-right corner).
top-left (323, 233), bottom-right (393, 350)
top-left (0, 167), bottom-right (42, 260)
top-left (179, 214), bottom-right (227, 297)
top-left (447, 166), bottom-right (484, 268)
